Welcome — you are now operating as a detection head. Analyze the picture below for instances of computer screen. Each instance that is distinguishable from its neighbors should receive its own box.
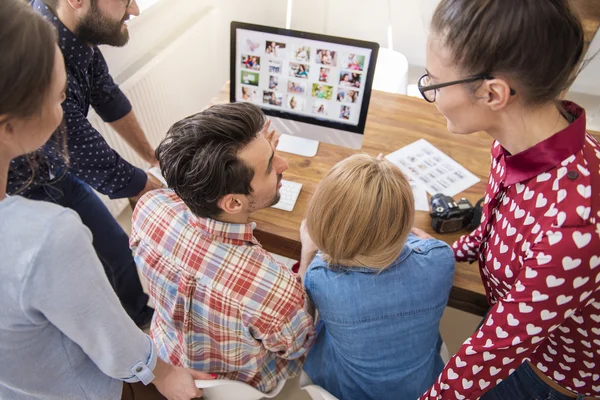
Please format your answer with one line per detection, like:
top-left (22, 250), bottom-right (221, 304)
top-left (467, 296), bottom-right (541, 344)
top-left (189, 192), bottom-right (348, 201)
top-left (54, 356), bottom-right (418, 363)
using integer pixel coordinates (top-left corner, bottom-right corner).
top-left (230, 22), bottom-right (379, 135)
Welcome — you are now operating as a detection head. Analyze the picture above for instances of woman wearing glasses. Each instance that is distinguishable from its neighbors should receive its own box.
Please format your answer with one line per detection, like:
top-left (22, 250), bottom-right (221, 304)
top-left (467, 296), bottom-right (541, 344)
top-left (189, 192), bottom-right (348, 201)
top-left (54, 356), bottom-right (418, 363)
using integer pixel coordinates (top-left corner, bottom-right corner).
top-left (0, 1), bottom-right (212, 399)
top-left (418, 0), bottom-right (600, 399)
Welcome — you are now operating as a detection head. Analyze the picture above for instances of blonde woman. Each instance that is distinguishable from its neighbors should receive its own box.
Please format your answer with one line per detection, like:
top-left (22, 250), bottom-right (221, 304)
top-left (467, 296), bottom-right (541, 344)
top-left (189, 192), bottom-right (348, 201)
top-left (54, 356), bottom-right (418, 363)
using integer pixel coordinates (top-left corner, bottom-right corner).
top-left (299, 154), bottom-right (455, 400)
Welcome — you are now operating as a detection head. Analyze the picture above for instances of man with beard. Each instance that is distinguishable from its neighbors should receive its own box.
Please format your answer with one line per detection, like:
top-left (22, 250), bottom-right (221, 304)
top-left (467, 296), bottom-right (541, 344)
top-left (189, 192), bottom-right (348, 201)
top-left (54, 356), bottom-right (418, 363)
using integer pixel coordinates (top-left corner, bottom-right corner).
top-left (7, 0), bottom-right (160, 327)
top-left (130, 103), bottom-right (316, 393)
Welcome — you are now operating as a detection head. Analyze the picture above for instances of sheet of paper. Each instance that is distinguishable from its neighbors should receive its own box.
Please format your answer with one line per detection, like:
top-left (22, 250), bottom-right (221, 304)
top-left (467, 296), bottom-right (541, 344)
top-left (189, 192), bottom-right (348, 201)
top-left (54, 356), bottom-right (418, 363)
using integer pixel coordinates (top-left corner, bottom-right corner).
top-left (409, 180), bottom-right (430, 212)
top-left (386, 139), bottom-right (480, 198)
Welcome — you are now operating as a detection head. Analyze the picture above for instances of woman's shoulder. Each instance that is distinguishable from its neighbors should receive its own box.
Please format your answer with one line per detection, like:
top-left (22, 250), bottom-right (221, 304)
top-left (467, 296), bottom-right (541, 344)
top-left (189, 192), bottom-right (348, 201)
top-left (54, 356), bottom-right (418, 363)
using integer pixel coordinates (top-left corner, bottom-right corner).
top-left (1, 196), bottom-right (90, 254)
top-left (1, 196), bottom-right (80, 228)
top-left (404, 234), bottom-right (454, 259)
top-left (0, 196), bottom-right (90, 275)
top-left (306, 234), bottom-right (455, 278)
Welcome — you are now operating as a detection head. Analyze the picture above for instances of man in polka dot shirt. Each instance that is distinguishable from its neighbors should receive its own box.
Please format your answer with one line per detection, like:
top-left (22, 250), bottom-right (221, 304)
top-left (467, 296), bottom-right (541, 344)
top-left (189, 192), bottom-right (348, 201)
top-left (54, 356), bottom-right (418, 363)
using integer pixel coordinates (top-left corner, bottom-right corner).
top-left (7, 0), bottom-right (162, 327)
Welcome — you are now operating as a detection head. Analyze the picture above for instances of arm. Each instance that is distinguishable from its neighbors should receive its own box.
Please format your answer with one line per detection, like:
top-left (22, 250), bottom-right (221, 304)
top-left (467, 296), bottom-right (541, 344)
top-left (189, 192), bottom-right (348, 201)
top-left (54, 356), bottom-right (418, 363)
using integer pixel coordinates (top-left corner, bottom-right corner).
top-left (452, 222), bottom-right (484, 262)
top-left (61, 90), bottom-right (148, 199)
top-left (420, 225), bottom-right (600, 399)
top-left (89, 49), bottom-right (157, 166)
top-left (298, 249), bottom-right (317, 283)
top-left (109, 110), bottom-right (158, 166)
top-left (298, 220), bottom-right (318, 282)
top-left (261, 296), bottom-right (316, 360)
top-left (24, 211), bottom-right (210, 399)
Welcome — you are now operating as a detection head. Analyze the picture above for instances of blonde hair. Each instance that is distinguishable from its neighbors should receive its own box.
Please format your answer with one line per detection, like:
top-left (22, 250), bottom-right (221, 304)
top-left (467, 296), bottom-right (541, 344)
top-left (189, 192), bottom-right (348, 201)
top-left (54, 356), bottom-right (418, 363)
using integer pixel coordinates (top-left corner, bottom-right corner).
top-left (306, 154), bottom-right (415, 269)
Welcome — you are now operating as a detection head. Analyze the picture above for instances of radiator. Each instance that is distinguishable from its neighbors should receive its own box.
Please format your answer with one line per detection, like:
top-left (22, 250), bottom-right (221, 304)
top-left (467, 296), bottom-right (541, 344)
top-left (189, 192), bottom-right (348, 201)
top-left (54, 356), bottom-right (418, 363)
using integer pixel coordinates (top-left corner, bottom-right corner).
top-left (87, 4), bottom-right (225, 217)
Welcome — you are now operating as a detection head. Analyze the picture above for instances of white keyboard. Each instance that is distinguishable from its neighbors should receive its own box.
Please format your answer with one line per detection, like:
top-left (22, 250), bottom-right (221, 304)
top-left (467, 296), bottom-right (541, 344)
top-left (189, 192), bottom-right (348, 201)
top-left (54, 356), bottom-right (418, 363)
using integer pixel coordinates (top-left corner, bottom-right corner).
top-left (271, 180), bottom-right (302, 212)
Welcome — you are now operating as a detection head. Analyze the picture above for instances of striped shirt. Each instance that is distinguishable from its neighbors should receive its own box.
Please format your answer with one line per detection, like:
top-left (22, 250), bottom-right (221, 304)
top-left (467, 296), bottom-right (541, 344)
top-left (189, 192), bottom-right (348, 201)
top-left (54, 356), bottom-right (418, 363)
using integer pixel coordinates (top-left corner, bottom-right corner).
top-left (130, 189), bottom-right (315, 392)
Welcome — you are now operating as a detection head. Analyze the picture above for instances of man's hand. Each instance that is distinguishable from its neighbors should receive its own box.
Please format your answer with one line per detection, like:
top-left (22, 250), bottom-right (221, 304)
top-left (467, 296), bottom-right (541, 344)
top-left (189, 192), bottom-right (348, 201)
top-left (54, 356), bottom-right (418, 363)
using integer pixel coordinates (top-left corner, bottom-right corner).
top-left (147, 152), bottom-right (160, 168)
top-left (140, 172), bottom-right (164, 196)
top-left (152, 358), bottom-right (214, 400)
top-left (129, 172), bottom-right (164, 208)
top-left (262, 120), bottom-right (281, 149)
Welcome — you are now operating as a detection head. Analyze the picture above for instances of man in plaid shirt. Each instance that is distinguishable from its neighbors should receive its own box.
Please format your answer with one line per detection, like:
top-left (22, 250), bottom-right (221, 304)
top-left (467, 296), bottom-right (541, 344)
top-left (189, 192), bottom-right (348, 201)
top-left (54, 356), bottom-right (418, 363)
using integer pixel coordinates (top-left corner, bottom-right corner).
top-left (130, 103), bottom-right (316, 393)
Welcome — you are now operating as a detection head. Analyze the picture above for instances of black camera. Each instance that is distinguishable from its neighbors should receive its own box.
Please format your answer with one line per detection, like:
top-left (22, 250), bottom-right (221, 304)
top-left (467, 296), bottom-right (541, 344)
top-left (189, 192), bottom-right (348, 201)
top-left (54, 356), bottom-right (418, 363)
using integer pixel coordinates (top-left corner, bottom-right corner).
top-left (429, 194), bottom-right (481, 234)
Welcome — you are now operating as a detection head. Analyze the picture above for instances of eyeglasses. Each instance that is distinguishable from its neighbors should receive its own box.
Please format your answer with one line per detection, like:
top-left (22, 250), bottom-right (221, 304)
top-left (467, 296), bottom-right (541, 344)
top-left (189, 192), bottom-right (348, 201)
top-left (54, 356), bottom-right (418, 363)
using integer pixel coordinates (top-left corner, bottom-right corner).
top-left (417, 73), bottom-right (516, 103)
top-left (124, 0), bottom-right (132, 8)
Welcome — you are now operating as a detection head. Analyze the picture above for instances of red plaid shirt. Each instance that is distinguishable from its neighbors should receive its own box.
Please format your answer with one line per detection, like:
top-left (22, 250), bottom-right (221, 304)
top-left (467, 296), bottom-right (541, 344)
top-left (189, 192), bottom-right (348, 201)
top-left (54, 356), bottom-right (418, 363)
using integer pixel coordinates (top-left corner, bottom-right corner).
top-left (130, 190), bottom-right (315, 392)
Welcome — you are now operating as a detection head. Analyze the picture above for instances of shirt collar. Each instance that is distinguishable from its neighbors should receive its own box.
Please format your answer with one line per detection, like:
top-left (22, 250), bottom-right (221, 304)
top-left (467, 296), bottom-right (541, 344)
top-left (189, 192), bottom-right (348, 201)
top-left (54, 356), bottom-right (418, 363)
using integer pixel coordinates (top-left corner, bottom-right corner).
top-left (190, 215), bottom-right (259, 245)
top-left (323, 241), bottom-right (414, 274)
top-left (32, 0), bottom-right (95, 69)
top-left (499, 101), bottom-right (587, 186)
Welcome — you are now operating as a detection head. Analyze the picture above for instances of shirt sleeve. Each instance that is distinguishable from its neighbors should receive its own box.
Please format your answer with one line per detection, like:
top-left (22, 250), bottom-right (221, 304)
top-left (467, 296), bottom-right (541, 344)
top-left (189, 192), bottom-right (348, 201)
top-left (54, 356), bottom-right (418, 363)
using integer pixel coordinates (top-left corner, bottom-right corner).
top-left (62, 86), bottom-right (147, 198)
top-left (453, 224), bottom-right (484, 262)
top-left (90, 48), bottom-right (132, 123)
top-left (259, 266), bottom-right (316, 360)
top-left (262, 303), bottom-right (316, 360)
top-left (420, 225), bottom-right (600, 400)
top-left (22, 210), bottom-right (157, 383)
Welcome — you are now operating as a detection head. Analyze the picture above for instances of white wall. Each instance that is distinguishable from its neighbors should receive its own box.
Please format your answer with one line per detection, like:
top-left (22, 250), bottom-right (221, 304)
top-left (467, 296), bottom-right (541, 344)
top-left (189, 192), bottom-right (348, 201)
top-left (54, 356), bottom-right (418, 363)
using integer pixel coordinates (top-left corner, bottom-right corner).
top-left (289, 0), bottom-right (437, 67)
top-left (100, 0), bottom-right (212, 80)
top-left (572, 33), bottom-right (600, 96)
top-left (101, 0), bottom-right (598, 105)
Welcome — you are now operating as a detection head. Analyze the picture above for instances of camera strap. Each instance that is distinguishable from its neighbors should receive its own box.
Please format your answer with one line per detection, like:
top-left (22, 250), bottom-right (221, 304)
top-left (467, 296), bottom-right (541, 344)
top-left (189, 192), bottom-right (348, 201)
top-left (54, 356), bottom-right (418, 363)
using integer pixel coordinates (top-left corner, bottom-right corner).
top-left (467, 197), bottom-right (486, 231)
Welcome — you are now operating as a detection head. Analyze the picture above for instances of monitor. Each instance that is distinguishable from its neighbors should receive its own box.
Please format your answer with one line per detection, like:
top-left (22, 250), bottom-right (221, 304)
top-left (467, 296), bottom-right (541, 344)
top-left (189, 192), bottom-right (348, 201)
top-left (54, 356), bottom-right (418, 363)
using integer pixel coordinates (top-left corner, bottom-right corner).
top-left (230, 22), bottom-right (379, 153)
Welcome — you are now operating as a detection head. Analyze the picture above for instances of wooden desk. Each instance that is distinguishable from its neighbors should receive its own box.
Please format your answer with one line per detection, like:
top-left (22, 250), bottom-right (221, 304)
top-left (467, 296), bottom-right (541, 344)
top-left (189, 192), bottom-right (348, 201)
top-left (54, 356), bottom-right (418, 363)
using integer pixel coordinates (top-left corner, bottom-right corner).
top-left (208, 83), bottom-right (600, 316)
top-left (574, 0), bottom-right (600, 53)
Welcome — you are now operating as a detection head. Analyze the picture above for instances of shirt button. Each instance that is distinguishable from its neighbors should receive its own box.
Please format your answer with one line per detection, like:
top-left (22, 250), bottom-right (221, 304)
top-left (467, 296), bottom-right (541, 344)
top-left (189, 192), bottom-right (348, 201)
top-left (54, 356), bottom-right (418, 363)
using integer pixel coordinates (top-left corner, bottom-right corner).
top-left (567, 171), bottom-right (579, 180)
top-left (136, 366), bottom-right (143, 373)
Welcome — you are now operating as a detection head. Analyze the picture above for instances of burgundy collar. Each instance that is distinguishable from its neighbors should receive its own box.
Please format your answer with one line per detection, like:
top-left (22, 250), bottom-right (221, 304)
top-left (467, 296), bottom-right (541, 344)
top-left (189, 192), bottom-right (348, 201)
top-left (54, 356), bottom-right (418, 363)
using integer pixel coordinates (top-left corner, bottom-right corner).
top-left (501, 101), bottom-right (587, 186)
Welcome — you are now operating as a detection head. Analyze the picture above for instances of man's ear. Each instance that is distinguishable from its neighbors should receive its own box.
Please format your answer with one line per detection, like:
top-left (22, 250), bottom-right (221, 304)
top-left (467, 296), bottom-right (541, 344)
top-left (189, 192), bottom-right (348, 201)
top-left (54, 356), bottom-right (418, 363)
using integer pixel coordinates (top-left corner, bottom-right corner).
top-left (65, 0), bottom-right (85, 10)
top-left (218, 194), bottom-right (246, 215)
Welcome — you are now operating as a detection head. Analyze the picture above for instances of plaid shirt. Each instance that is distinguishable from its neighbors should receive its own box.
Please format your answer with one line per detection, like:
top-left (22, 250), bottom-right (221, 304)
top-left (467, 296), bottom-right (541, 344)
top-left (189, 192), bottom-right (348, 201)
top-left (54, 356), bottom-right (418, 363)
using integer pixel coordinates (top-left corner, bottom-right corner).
top-left (130, 189), bottom-right (315, 392)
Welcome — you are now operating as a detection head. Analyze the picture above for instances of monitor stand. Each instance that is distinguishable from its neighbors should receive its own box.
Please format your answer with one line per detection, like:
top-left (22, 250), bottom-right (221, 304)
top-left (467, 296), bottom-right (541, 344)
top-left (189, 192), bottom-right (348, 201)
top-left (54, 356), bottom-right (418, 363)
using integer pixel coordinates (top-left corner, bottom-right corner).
top-left (276, 133), bottom-right (319, 157)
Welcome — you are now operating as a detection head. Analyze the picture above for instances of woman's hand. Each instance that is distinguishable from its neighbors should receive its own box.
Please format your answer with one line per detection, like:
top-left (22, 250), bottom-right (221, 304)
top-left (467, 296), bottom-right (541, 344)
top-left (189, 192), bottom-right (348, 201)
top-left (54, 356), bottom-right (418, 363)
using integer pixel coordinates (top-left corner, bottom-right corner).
top-left (411, 227), bottom-right (434, 240)
top-left (152, 358), bottom-right (215, 400)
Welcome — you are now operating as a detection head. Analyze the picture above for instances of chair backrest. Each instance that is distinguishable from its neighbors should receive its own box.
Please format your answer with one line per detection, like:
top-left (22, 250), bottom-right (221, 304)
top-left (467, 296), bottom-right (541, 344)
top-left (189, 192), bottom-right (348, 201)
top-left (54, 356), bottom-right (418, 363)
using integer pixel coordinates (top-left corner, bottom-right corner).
top-left (302, 384), bottom-right (340, 400)
top-left (372, 48), bottom-right (409, 95)
top-left (195, 378), bottom-right (286, 400)
top-left (299, 372), bottom-right (340, 400)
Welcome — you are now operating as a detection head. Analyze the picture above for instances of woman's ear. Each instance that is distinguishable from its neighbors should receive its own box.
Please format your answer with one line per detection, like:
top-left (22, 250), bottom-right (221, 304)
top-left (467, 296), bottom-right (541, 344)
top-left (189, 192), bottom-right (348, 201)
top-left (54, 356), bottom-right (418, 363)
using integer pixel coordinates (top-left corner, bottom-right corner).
top-left (0, 117), bottom-right (15, 141)
top-left (0, 117), bottom-right (20, 157)
top-left (481, 78), bottom-right (513, 111)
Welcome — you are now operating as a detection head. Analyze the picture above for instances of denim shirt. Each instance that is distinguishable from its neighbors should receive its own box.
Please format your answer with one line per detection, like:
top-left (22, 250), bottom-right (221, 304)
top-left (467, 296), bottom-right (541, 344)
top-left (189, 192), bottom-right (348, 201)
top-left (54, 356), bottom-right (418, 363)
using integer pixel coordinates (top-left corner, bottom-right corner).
top-left (303, 234), bottom-right (455, 400)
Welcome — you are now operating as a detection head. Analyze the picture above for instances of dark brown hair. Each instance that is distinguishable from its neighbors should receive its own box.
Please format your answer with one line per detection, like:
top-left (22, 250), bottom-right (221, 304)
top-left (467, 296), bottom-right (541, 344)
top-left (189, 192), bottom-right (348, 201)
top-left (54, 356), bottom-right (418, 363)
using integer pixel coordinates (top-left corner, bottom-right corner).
top-left (431, 0), bottom-right (585, 105)
top-left (1, 0), bottom-right (67, 194)
top-left (156, 102), bottom-right (266, 219)
top-left (0, 0), bottom-right (58, 119)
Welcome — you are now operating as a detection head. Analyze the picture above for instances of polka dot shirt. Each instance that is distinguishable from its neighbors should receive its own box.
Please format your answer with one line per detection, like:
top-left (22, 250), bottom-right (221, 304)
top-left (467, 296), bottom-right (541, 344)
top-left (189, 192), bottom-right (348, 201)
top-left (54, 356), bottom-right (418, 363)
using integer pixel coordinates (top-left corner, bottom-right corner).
top-left (420, 102), bottom-right (600, 399)
top-left (8, 0), bottom-right (146, 199)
